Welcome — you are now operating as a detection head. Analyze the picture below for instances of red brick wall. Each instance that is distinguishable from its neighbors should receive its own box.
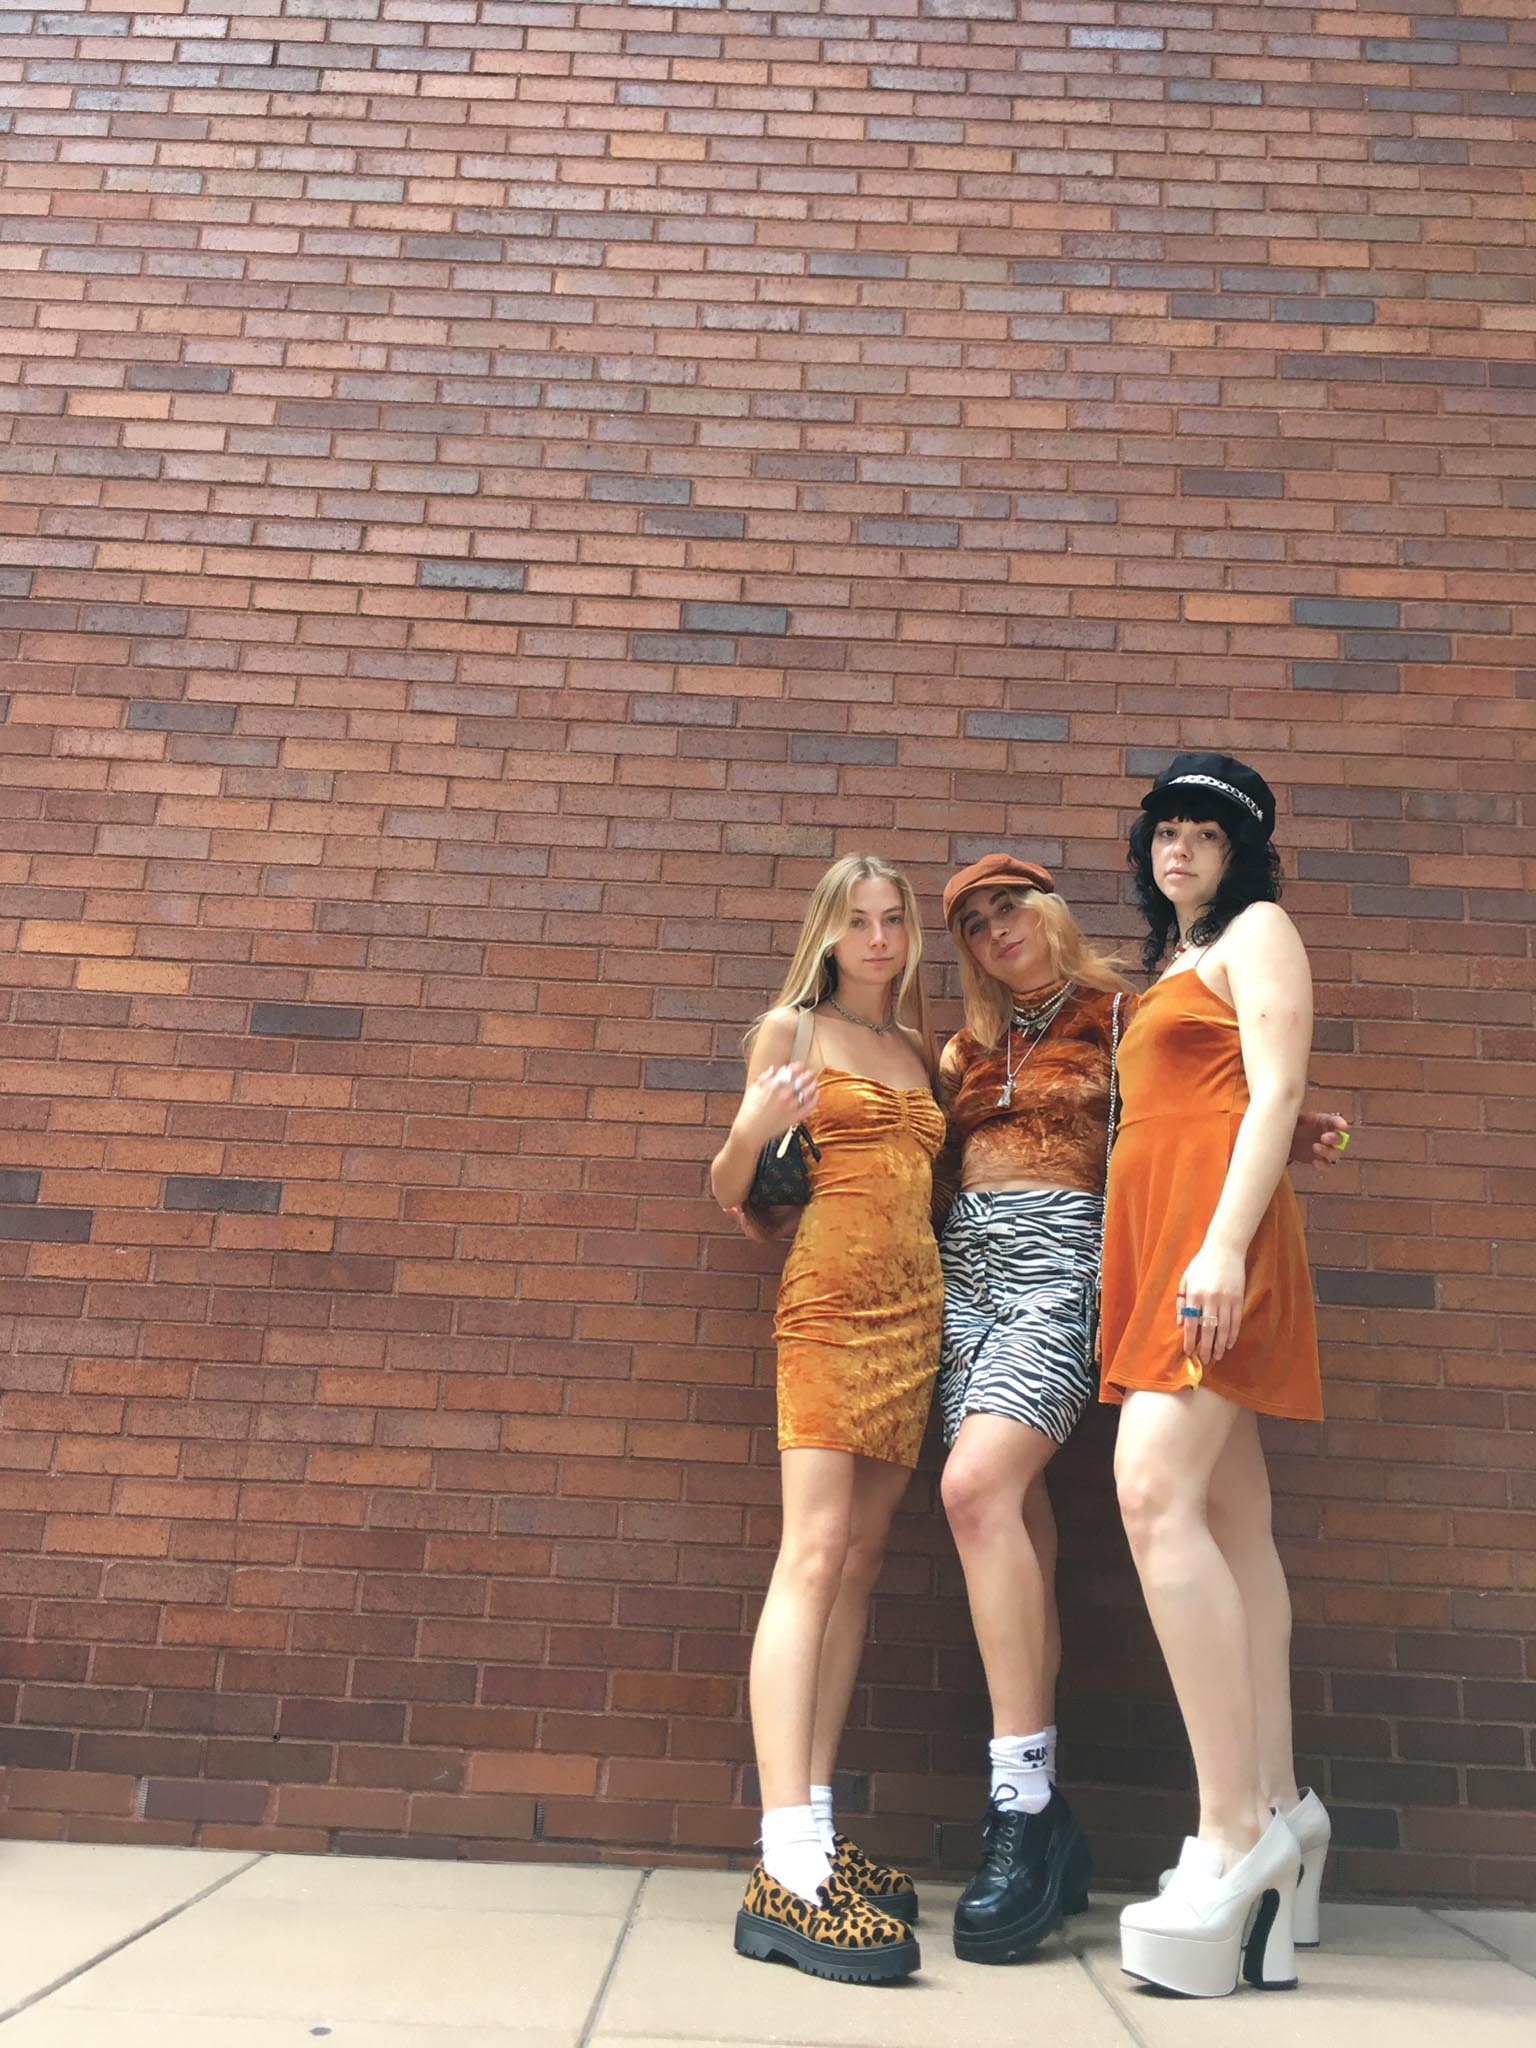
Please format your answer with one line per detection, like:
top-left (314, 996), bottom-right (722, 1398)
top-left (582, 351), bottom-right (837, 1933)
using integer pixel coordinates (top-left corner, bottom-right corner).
top-left (1, 4), bottom-right (1532, 1902)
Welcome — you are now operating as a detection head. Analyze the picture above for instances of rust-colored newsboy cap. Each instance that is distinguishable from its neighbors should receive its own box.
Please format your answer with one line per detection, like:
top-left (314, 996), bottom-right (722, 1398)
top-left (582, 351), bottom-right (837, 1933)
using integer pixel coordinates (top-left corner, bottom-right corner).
top-left (942, 852), bottom-right (1056, 926)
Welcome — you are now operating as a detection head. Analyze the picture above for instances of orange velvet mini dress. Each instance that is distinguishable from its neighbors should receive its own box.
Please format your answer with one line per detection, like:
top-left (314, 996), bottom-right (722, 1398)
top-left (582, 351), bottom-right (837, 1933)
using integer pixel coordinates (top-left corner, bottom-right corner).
top-left (1099, 969), bottom-right (1322, 1421)
top-left (773, 1070), bottom-right (947, 1469)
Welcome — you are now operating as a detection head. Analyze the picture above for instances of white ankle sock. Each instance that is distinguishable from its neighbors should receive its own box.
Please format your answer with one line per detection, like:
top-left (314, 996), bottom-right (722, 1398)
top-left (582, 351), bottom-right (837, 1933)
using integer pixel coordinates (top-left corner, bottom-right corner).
top-left (989, 1731), bottom-right (1052, 1815)
top-left (809, 1783), bottom-right (836, 1856)
top-left (1043, 1724), bottom-right (1059, 1783)
top-left (761, 1804), bottom-right (832, 1902)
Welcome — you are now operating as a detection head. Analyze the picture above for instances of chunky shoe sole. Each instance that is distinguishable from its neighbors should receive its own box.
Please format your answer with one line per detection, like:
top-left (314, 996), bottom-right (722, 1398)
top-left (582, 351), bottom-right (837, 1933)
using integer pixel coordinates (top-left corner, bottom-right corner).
top-left (865, 1888), bottom-right (918, 1927)
top-left (734, 1908), bottom-right (920, 1983)
top-left (1121, 1886), bottom-right (1299, 1998)
top-left (952, 1818), bottom-right (1091, 1964)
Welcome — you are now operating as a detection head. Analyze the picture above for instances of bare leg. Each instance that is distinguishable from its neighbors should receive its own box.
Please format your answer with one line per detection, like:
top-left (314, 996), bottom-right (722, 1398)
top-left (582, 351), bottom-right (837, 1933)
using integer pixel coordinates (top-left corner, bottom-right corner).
top-left (749, 1448), bottom-right (855, 1812)
top-left (1022, 1474), bottom-right (1061, 1727)
top-left (941, 1414), bottom-right (1058, 1735)
top-left (1207, 1409), bottom-right (1300, 1812)
top-left (1114, 1386), bottom-right (1266, 1861)
top-left (809, 1456), bottom-right (912, 1786)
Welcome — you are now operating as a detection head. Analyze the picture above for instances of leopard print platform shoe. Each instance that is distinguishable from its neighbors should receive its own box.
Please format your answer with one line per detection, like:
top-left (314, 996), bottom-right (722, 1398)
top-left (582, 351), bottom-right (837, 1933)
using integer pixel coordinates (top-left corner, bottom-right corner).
top-left (831, 1832), bottom-right (919, 1925)
top-left (734, 1865), bottom-right (921, 1983)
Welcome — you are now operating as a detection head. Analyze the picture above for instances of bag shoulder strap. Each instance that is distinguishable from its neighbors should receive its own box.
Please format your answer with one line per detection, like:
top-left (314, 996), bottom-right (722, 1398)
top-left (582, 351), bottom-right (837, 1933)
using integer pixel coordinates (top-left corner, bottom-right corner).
top-left (790, 1005), bottom-right (815, 1068)
top-left (1103, 992), bottom-right (1123, 1194)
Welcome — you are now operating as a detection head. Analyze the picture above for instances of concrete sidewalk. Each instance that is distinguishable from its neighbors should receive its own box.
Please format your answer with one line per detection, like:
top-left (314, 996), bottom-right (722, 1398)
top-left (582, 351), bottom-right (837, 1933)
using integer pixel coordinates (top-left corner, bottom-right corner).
top-left (1, 1842), bottom-right (1533, 2046)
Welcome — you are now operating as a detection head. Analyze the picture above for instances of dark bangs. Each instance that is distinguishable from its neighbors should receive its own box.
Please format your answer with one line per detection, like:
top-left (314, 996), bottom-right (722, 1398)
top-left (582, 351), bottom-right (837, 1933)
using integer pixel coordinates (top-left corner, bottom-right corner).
top-left (1127, 803), bottom-right (1283, 974)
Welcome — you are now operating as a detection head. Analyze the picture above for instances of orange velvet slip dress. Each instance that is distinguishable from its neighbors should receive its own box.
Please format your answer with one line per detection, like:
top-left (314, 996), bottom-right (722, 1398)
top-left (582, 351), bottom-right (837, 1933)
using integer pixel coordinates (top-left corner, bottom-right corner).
top-left (1099, 968), bottom-right (1322, 1421)
top-left (773, 1070), bottom-right (947, 1469)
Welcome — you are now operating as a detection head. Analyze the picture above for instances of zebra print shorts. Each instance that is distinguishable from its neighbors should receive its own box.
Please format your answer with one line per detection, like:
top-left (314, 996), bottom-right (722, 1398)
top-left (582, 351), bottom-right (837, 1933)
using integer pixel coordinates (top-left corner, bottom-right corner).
top-left (938, 1188), bottom-right (1103, 1449)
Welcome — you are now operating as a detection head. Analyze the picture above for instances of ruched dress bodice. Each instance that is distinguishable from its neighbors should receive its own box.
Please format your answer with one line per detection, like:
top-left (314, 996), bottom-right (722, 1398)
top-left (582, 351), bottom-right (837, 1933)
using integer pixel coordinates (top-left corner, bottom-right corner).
top-left (773, 1070), bottom-right (946, 1469)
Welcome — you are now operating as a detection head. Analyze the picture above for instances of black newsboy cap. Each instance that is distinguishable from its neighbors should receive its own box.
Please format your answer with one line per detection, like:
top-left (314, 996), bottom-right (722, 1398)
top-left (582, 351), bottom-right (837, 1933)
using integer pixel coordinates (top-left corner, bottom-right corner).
top-left (1140, 751), bottom-right (1277, 840)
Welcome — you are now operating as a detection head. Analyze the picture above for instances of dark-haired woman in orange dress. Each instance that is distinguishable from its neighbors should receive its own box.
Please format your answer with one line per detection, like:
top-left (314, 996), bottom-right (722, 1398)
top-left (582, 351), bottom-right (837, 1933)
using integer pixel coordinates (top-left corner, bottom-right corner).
top-left (1103, 753), bottom-right (1334, 2000)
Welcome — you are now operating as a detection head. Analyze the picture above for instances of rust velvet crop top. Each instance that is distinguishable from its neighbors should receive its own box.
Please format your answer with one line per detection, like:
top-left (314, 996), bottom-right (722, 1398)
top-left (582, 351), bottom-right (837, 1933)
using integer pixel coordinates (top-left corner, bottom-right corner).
top-left (936, 983), bottom-right (1129, 1204)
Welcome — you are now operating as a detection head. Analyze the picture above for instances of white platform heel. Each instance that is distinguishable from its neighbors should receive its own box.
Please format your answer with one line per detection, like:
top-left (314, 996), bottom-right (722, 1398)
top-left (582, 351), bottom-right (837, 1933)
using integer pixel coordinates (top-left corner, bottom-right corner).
top-left (1157, 1787), bottom-right (1332, 1948)
top-left (1285, 1788), bottom-right (1331, 1948)
top-left (1121, 1813), bottom-right (1300, 1998)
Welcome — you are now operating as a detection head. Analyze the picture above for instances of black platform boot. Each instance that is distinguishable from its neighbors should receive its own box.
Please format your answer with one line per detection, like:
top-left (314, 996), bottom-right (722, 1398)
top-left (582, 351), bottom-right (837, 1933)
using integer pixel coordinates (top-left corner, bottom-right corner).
top-left (952, 1787), bottom-right (1091, 1964)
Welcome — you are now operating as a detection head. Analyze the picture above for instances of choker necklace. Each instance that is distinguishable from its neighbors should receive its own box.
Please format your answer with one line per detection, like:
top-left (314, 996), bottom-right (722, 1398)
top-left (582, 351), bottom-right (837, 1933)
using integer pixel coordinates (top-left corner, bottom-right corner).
top-left (999, 980), bottom-right (1075, 1108)
top-left (825, 992), bottom-right (897, 1036)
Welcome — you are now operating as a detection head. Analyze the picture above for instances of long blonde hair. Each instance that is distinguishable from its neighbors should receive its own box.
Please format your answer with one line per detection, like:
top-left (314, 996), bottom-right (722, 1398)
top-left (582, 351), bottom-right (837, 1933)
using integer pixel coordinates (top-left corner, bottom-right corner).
top-left (952, 886), bottom-right (1132, 1053)
top-left (751, 853), bottom-right (934, 1072)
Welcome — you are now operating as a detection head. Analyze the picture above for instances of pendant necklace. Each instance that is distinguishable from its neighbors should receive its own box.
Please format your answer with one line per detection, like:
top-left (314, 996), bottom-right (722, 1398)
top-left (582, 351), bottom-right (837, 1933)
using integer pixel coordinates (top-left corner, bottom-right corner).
top-left (825, 993), bottom-right (897, 1036)
top-left (998, 980), bottom-right (1076, 1109)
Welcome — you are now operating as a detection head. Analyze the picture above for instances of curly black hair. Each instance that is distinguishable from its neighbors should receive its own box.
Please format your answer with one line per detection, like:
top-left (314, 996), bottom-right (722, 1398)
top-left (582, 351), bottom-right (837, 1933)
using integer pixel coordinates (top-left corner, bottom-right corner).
top-left (1128, 804), bottom-right (1283, 974)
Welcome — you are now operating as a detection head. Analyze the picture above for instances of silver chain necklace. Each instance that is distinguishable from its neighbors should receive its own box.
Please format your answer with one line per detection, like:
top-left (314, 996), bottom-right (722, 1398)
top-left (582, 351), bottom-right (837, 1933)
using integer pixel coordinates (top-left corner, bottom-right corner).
top-left (825, 992), bottom-right (897, 1036)
top-left (998, 981), bottom-right (1076, 1108)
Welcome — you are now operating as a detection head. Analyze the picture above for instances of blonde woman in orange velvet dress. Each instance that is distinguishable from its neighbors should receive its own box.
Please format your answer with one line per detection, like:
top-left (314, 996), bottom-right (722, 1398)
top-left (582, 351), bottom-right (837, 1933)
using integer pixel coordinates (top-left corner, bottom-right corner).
top-left (710, 852), bottom-right (943, 1984)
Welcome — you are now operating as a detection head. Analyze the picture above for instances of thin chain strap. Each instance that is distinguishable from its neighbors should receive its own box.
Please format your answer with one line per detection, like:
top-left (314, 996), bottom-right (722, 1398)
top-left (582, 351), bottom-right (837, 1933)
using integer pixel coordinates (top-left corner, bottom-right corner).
top-left (1103, 992), bottom-right (1123, 1194)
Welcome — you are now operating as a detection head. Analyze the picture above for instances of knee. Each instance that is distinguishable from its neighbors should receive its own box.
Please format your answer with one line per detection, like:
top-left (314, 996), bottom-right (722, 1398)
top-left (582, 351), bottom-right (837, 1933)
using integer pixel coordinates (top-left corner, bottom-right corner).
top-left (941, 1454), bottom-right (1013, 1545)
top-left (839, 1527), bottom-right (888, 1599)
top-left (1115, 1458), bottom-right (1180, 1556)
top-left (775, 1528), bottom-right (849, 1608)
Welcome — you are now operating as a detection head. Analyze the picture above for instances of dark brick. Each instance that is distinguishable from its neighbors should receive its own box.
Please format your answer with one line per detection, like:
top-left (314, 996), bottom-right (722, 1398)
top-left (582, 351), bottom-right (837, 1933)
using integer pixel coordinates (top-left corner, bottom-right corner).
top-left (126, 701), bottom-right (238, 734)
top-left (1170, 294), bottom-right (1270, 321)
top-left (1297, 852), bottom-right (1409, 884)
top-left (0, 1207), bottom-right (91, 1244)
top-left (631, 634), bottom-right (737, 667)
top-left (1329, 1805), bottom-right (1401, 1851)
top-left (1383, 358), bottom-right (1485, 387)
top-left (590, 476), bottom-right (691, 506)
top-left (1363, 38), bottom-right (1457, 63)
top-left (1278, 354), bottom-right (1383, 383)
top-left (142, 1779), bottom-right (268, 1824)
top-left (79, 606), bottom-right (189, 636)
top-left (1168, 81), bottom-right (1263, 105)
top-left (1293, 599), bottom-right (1400, 629)
top-left (1489, 365), bottom-right (1536, 389)
top-left (1181, 470), bottom-right (1283, 499)
top-left (418, 561), bottom-right (527, 593)
top-left (1416, 15), bottom-right (1507, 39)
top-left (1315, 1269), bottom-right (1436, 1309)
top-left (164, 1177), bottom-right (282, 1215)
top-left (808, 252), bottom-right (906, 279)
top-left (0, 569), bottom-right (33, 598)
top-left (680, 604), bottom-right (789, 637)
top-left (1274, 298), bottom-right (1375, 325)
top-left (964, 712), bottom-right (1072, 743)
top-left (250, 1003), bottom-right (363, 1040)
top-left (125, 364), bottom-right (232, 393)
top-left (790, 735), bottom-right (899, 766)
top-left (1292, 661), bottom-right (1401, 694)
top-left (1365, 89), bottom-right (1461, 114)
top-left (630, 695), bottom-right (734, 727)
top-left (1340, 632), bottom-right (1452, 664)
top-left (0, 1171), bottom-right (41, 1204)
top-left (642, 1059), bottom-right (738, 1092)
top-left (1008, 262), bottom-right (1112, 286)
top-left (1370, 139), bottom-right (1470, 165)
top-left (855, 519), bottom-right (959, 548)
top-left (1350, 885), bottom-right (1464, 920)
top-left (641, 510), bottom-right (745, 540)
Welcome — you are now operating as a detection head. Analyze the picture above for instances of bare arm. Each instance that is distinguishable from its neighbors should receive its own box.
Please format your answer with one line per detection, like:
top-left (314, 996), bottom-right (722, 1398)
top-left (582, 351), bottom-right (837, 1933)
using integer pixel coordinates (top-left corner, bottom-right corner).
top-left (1180, 904), bottom-right (1312, 1365)
top-left (708, 1008), bottom-right (819, 1211)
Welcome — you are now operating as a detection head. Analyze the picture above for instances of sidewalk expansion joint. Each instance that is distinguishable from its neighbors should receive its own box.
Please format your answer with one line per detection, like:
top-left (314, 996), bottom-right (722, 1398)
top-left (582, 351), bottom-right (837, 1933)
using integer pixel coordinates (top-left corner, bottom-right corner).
top-left (576, 1866), bottom-right (652, 2048)
top-left (0, 1851), bottom-right (268, 2030)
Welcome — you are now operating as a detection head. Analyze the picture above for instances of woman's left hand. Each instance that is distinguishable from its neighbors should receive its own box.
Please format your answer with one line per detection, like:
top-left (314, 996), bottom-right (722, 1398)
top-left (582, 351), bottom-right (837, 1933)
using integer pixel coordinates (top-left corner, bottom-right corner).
top-left (1176, 1239), bottom-right (1247, 1366)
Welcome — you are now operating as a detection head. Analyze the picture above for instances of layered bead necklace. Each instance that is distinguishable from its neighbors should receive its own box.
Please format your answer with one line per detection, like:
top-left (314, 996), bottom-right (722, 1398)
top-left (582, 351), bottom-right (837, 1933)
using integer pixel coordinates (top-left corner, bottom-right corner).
top-left (998, 979), bottom-right (1077, 1108)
